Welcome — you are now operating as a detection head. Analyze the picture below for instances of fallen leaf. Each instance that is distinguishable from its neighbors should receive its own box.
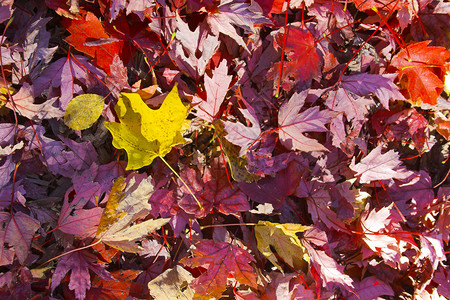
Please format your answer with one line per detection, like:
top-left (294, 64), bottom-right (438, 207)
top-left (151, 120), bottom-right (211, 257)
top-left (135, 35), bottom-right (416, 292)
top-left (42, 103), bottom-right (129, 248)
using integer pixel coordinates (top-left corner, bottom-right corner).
top-left (147, 265), bottom-right (195, 300)
top-left (350, 145), bottom-right (412, 183)
top-left (64, 94), bottom-right (104, 130)
top-left (86, 269), bottom-right (141, 300)
top-left (270, 26), bottom-right (322, 91)
top-left (105, 84), bottom-right (188, 170)
top-left (255, 221), bottom-right (310, 273)
top-left (391, 41), bottom-right (450, 105)
top-left (0, 212), bottom-right (40, 266)
top-left (194, 59), bottom-right (232, 122)
top-left (6, 83), bottom-right (63, 120)
top-left (95, 176), bottom-right (170, 252)
top-left (278, 90), bottom-right (332, 152)
top-left (62, 12), bottom-right (123, 74)
top-left (180, 239), bottom-right (258, 300)
top-left (51, 249), bottom-right (114, 300)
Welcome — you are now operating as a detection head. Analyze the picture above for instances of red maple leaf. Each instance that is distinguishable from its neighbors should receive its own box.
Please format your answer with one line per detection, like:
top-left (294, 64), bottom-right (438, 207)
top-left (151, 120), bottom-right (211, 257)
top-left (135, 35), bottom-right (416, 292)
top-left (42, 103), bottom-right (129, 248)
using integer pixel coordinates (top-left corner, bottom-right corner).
top-left (391, 41), bottom-right (450, 105)
top-left (62, 12), bottom-right (123, 74)
top-left (177, 165), bottom-right (250, 218)
top-left (180, 239), bottom-right (258, 299)
top-left (269, 27), bottom-right (322, 92)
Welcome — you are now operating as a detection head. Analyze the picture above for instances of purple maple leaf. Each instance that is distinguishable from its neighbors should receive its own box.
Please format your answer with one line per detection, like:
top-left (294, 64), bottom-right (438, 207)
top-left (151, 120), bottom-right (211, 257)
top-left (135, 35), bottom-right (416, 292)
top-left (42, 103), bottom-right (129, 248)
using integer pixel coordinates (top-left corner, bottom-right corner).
top-left (386, 170), bottom-right (434, 217)
top-left (340, 73), bottom-right (406, 109)
top-left (0, 212), bottom-right (40, 266)
top-left (207, 0), bottom-right (270, 52)
top-left (0, 0), bottom-right (13, 24)
top-left (51, 249), bottom-right (114, 300)
top-left (326, 87), bottom-right (374, 122)
top-left (32, 55), bottom-right (105, 110)
top-left (278, 90), bottom-right (332, 152)
top-left (347, 276), bottom-right (394, 300)
top-left (39, 135), bottom-right (98, 178)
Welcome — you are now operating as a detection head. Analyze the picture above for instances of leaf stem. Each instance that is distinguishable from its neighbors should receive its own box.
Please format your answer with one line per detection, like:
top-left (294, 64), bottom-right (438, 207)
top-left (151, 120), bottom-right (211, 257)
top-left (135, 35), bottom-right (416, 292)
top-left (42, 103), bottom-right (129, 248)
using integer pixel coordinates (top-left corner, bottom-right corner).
top-left (37, 238), bottom-right (103, 268)
top-left (158, 156), bottom-right (203, 210)
top-left (200, 223), bottom-right (257, 229)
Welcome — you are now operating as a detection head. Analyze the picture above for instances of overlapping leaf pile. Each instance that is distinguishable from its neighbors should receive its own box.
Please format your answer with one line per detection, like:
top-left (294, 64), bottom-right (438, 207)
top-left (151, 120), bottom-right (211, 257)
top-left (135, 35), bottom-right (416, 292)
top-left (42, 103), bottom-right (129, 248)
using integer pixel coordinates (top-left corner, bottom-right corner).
top-left (0, 0), bottom-right (449, 299)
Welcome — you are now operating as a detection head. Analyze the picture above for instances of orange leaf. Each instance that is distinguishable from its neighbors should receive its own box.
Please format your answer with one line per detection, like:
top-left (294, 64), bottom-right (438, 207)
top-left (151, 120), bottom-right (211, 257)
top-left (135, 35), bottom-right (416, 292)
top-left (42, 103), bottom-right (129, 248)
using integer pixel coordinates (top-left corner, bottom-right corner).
top-left (435, 115), bottom-right (450, 141)
top-left (62, 12), bottom-right (123, 74)
top-left (85, 270), bottom-right (141, 300)
top-left (391, 41), bottom-right (450, 106)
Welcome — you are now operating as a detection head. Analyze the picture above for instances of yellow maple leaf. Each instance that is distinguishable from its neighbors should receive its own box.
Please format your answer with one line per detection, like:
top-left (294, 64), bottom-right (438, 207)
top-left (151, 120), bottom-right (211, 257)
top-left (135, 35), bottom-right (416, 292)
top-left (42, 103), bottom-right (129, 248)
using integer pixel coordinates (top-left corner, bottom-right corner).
top-left (255, 221), bottom-right (310, 274)
top-left (105, 84), bottom-right (188, 170)
top-left (95, 177), bottom-right (170, 253)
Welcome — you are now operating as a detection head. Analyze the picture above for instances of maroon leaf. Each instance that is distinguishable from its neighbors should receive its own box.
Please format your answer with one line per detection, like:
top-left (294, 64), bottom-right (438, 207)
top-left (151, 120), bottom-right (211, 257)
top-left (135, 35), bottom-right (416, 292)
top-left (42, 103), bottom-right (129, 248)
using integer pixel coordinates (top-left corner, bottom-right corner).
top-left (178, 165), bottom-right (249, 218)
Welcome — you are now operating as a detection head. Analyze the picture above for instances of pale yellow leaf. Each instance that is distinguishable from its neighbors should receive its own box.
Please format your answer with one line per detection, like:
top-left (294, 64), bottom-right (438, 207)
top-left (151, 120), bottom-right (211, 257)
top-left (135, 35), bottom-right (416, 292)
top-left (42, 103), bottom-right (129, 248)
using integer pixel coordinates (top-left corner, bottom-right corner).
top-left (96, 176), bottom-right (169, 252)
top-left (255, 221), bottom-right (310, 274)
top-left (148, 265), bottom-right (195, 300)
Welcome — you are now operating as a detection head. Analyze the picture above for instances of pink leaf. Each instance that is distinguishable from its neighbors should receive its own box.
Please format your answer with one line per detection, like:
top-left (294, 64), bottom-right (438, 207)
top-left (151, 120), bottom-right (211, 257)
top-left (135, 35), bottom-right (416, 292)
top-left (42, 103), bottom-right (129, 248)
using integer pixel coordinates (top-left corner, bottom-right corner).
top-left (6, 83), bottom-right (63, 120)
top-left (303, 241), bottom-right (354, 290)
top-left (350, 145), bottom-right (413, 183)
top-left (223, 108), bottom-right (261, 157)
top-left (360, 204), bottom-right (411, 267)
top-left (207, 0), bottom-right (270, 52)
top-left (195, 60), bottom-right (232, 122)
